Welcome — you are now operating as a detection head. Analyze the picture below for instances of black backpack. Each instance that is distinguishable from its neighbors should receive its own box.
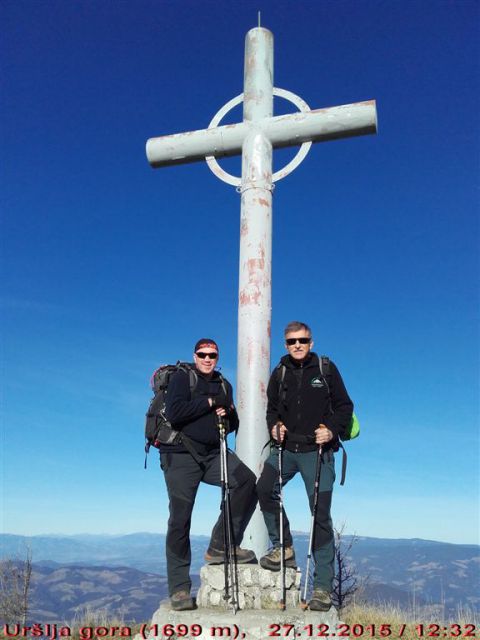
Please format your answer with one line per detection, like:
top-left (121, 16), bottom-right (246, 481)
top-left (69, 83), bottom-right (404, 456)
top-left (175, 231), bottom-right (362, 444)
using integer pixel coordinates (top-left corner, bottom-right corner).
top-left (144, 362), bottom-right (199, 467)
top-left (144, 362), bottom-right (229, 468)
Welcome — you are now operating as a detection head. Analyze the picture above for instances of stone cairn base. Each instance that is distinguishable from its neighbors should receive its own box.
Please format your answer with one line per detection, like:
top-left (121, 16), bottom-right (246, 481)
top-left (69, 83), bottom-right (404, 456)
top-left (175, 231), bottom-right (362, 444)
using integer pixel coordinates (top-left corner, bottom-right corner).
top-left (137, 565), bottom-right (341, 640)
top-left (197, 563), bottom-right (300, 610)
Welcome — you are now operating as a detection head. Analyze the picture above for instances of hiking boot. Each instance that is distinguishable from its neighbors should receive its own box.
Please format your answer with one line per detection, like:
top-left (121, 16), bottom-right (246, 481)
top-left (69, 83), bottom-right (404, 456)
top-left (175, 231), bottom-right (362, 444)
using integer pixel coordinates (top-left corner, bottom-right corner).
top-left (308, 589), bottom-right (332, 611)
top-left (259, 546), bottom-right (296, 571)
top-left (170, 589), bottom-right (195, 611)
top-left (204, 546), bottom-right (257, 564)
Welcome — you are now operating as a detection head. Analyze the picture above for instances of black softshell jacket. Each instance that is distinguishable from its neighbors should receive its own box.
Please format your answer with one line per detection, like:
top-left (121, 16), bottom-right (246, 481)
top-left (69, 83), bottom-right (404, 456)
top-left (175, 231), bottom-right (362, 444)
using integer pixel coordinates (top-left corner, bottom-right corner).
top-left (164, 368), bottom-right (239, 455)
top-left (266, 352), bottom-right (353, 453)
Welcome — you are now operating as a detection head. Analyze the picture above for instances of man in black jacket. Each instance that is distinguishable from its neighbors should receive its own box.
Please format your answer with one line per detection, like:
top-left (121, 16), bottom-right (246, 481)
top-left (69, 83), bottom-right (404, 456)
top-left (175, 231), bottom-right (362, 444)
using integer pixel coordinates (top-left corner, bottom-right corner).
top-left (161, 338), bottom-right (257, 611)
top-left (257, 321), bottom-right (353, 611)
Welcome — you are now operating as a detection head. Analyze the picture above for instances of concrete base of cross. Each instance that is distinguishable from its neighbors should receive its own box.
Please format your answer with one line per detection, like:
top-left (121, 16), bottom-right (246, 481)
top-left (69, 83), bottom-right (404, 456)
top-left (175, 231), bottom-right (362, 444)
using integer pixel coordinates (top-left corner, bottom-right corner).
top-left (197, 563), bottom-right (301, 609)
top-left (144, 598), bottom-right (341, 640)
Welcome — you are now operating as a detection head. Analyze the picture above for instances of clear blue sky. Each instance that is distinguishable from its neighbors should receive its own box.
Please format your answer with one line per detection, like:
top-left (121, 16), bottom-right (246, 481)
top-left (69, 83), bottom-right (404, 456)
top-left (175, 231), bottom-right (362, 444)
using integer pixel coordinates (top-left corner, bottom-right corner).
top-left (1, 0), bottom-right (479, 546)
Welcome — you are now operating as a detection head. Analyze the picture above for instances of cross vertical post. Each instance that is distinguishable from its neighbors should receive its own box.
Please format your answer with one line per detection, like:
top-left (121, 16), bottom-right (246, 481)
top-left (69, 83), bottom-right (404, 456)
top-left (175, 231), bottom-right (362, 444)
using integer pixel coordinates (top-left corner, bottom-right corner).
top-left (235, 28), bottom-right (274, 557)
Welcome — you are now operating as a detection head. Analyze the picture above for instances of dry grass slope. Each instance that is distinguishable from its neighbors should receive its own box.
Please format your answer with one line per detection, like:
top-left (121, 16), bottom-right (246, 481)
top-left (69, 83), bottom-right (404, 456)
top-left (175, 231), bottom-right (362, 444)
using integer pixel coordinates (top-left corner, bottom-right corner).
top-left (342, 601), bottom-right (479, 639)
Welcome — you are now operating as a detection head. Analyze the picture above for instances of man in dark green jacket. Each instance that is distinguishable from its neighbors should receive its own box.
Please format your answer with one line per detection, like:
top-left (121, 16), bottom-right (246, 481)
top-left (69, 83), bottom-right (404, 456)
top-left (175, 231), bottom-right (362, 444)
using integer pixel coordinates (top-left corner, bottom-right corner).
top-left (257, 321), bottom-right (353, 611)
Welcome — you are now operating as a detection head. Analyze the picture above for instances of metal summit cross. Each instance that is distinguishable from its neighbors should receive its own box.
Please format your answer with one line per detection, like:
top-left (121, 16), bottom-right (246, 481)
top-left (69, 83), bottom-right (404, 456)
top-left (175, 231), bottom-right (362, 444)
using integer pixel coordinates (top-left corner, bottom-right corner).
top-left (146, 25), bottom-right (377, 557)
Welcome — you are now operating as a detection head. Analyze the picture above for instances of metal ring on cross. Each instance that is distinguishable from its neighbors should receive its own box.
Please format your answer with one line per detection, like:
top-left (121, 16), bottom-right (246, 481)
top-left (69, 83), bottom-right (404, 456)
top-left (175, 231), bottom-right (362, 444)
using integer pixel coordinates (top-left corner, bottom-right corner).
top-left (205, 88), bottom-right (312, 187)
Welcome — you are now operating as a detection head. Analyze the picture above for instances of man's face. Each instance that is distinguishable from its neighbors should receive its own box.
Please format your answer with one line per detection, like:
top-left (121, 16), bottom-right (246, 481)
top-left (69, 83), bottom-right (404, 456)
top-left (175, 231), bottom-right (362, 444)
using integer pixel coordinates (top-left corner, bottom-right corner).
top-left (193, 348), bottom-right (219, 376)
top-left (285, 329), bottom-right (313, 362)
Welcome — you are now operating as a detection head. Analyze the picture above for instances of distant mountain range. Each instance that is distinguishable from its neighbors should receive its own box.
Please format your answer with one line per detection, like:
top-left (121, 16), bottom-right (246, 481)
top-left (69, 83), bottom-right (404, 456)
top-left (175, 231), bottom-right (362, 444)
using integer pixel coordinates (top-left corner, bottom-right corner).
top-left (15, 562), bottom-right (176, 624)
top-left (1, 533), bottom-right (478, 622)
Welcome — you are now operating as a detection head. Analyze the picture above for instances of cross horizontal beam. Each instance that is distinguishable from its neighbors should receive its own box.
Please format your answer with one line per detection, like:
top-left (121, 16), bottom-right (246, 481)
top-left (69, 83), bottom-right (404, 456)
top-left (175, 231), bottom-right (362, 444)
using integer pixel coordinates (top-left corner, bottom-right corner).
top-left (146, 100), bottom-right (377, 168)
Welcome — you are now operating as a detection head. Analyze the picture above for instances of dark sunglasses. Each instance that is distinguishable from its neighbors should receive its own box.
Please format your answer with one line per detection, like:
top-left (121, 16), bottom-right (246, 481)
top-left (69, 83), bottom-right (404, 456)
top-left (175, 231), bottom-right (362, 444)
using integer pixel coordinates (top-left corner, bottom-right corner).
top-left (286, 337), bottom-right (311, 346)
top-left (196, 352), bottom-right (218, 359)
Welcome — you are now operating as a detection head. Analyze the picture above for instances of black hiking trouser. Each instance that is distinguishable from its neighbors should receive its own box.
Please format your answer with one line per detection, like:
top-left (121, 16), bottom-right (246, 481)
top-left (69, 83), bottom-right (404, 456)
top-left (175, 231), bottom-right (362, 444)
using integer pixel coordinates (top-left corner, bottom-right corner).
top-left (160, 449), bottom-right (257, 596)
top-left (257, 448), bottom-right (335, 592)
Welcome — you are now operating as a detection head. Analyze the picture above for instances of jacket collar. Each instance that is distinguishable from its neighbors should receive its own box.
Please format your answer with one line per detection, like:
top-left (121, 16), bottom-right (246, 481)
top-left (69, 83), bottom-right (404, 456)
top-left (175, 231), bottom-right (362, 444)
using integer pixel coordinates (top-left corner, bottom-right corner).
top-left (280, 352), bottom-right (319, 369)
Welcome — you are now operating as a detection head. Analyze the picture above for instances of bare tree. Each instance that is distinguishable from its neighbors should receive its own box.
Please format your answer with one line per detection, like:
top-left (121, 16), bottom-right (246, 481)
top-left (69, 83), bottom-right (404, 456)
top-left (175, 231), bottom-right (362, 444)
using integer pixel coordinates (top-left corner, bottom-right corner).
top-left (332, 524), bottom-right (359, 609)
top-left (0, 550), bottom-right (33, 624)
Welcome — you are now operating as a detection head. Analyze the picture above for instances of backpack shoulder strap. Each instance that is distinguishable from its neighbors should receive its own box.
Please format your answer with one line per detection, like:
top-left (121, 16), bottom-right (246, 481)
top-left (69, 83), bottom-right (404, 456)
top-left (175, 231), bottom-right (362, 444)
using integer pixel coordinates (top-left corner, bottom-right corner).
top-left (164, 363), bottom-right (205, 467)
top-left (276, 363), bottom-right (287, 404)
top-left (217, 372), bottom-right (228, 397)
top-left (174, 362), bottom-right (198, 395)
top-left (319, 355), bottom-right (332, 397)
top-left (319, 355), bottom-right (330, 377)
top-left (187, 367), bottom-right (198, 394)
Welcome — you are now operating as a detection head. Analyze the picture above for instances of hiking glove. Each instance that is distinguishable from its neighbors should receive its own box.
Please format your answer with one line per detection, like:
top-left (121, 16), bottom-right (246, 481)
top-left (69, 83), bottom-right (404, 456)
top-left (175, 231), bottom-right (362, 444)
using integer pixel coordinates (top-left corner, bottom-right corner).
top-left (211, 390), bottom-right (229, 409)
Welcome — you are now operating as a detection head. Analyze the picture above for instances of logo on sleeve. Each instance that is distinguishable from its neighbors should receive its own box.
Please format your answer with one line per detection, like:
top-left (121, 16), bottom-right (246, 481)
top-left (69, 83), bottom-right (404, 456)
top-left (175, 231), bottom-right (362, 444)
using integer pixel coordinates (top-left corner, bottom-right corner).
top-left (310, 376), bottom-right (324, 388)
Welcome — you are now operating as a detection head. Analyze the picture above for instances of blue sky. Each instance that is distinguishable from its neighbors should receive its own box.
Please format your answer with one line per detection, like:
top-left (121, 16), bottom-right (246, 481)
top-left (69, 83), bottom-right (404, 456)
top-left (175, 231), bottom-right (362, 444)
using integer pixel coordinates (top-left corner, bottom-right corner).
top-left (1, 0), bottom-right (478, 546)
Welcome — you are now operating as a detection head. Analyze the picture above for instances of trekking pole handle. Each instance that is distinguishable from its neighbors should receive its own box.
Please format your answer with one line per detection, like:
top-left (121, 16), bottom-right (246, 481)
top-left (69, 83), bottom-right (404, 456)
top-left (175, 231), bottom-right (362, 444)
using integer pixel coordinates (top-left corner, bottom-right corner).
top-left (216, 413), bottom-right (226, 437)
top-left (274, 421), bottom-right (286, 448)
top-left (315, 422), bottom-right (333, 447)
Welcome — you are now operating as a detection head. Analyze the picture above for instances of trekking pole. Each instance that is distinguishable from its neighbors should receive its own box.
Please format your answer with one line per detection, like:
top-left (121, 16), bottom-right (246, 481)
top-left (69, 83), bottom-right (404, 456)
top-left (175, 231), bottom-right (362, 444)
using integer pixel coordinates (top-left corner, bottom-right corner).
top-left (218, 415), bottom-right (230, 604)
top-left (301, 441), bottom-right (323, 609)
top-left (276, 422), bottom-right (286, 610)
top-left (217, 414), bottom-right (238, 614)
top-left (222, 420), bottom-right (239, 613)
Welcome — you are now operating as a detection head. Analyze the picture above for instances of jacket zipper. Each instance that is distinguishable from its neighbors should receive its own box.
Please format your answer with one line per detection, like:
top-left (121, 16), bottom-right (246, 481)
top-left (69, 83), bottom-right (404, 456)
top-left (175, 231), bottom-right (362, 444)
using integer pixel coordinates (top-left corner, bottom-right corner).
top-left (295, 362), bottom-right (303, 452)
